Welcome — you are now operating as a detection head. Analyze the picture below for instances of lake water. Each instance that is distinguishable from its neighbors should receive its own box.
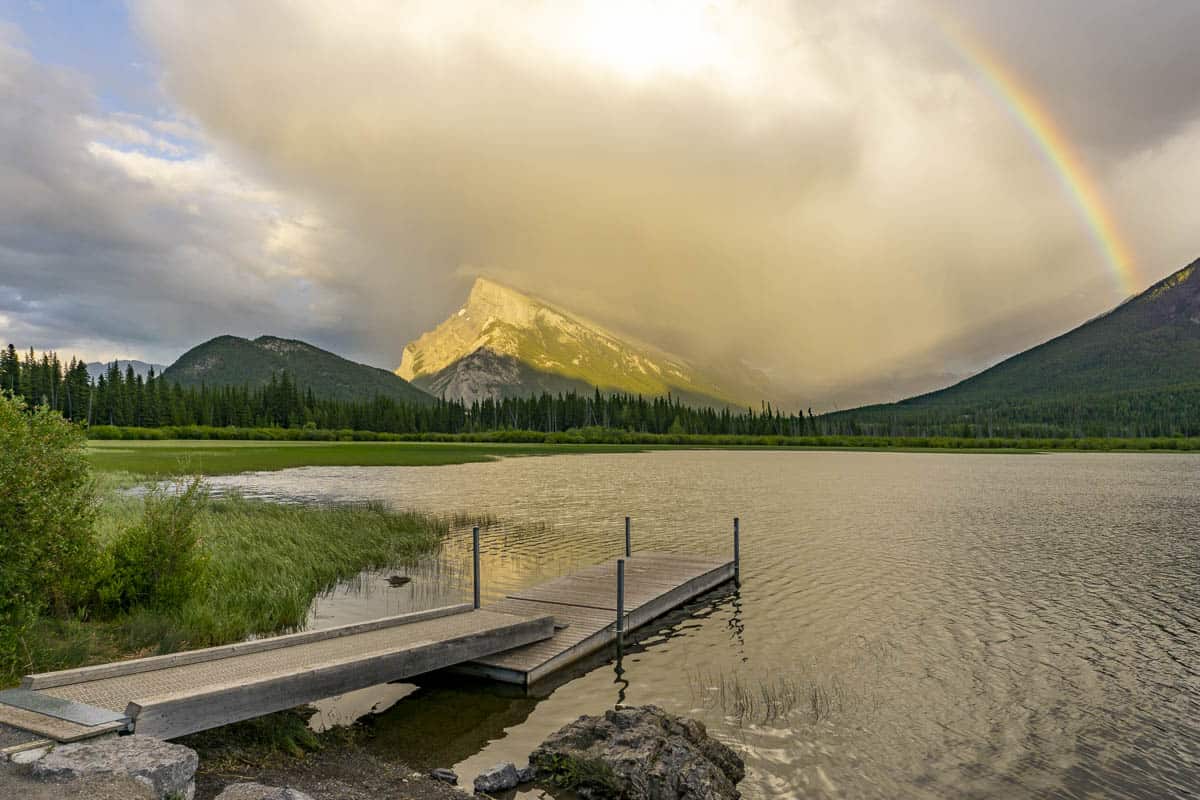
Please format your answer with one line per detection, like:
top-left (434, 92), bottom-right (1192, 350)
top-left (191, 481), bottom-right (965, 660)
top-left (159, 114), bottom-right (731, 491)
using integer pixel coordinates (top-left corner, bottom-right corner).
top-left (208, 450), bottom-right (1200, 799)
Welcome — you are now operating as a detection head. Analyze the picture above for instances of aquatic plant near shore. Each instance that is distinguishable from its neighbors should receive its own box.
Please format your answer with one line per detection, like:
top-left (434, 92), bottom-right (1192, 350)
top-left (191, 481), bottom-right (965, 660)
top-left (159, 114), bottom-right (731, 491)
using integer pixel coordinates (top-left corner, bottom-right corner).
top-left (687, 668), bottom-right (851, 725)
top-left (7, 488), bottom-right (447, 685)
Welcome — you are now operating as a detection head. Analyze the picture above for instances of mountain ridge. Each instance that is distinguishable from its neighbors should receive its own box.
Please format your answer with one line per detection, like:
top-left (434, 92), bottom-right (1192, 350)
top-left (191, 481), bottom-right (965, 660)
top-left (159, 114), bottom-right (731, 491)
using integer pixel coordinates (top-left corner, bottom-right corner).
top-left (397, 278), bottom-right (765, 406)
top-left (164, 335), bottom-right (432, 405)
top-left (829, 257), bottom-right (1200, 436)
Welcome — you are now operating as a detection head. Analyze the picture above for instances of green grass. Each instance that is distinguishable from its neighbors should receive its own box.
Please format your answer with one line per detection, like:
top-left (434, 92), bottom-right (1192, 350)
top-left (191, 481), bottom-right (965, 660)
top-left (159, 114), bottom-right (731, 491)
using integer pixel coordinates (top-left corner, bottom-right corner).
top-left (87, 439), bottom-right (647, 476)
top-left (86, 435), bottom-right (1200, 477)
top-left (9, 488), bottom-right (448, 685)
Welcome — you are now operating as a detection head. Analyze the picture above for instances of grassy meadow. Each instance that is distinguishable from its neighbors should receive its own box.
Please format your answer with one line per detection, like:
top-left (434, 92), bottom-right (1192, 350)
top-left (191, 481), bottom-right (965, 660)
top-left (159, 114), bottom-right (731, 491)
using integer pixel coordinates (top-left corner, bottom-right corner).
top-left (85, 434), bottom-right (1200, 478)
top-left (86, 439), bottom-right (648, 475)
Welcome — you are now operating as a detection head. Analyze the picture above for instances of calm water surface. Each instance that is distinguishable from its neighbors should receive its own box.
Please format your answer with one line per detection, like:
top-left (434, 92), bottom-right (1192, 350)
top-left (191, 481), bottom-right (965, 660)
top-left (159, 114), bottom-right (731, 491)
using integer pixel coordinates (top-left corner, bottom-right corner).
top-left (209, 450), bottom-right (1200, 799)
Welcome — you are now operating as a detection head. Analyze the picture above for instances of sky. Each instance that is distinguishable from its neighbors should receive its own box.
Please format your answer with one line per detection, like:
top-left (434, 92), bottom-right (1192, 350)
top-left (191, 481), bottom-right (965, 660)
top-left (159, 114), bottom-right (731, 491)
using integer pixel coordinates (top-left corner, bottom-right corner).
top-left (1, 1), bottom-right (1198, 408)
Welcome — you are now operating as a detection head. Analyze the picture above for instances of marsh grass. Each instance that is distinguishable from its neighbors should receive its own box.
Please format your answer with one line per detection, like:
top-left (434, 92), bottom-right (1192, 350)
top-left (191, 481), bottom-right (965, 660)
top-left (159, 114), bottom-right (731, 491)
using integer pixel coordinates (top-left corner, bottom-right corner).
top-left (688, 668), bottom-right (851, 726)
top-left (7, 488), bottom-right (446, 684)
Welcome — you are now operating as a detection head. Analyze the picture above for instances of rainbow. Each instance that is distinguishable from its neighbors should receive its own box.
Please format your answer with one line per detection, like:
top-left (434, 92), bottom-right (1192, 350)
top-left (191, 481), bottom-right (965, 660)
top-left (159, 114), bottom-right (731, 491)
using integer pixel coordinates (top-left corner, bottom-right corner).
top-left (936, 17), bottom-right (1141, 295)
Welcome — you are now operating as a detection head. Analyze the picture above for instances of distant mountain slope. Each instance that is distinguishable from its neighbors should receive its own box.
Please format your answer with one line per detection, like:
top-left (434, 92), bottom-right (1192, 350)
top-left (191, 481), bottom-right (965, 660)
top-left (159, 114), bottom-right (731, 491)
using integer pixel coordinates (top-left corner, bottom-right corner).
top-left (831, 258), bottom-right (1200, 436)
top-left (86, 360), bottom-right (166, 383)
top-left (164, 335), bottom-right (432, 404)
top-left (397, 278), bottom-right (763, 406)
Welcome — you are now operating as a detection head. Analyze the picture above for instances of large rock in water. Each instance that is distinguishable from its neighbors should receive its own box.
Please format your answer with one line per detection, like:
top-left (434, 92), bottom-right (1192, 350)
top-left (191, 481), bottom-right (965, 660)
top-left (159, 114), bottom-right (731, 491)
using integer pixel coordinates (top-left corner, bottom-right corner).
top-left (32, 735), bottom-right (198, 800)
top-left (529, 705), bottom-right (744, 800)
top-left (473, 762), bottom-right (520, 794)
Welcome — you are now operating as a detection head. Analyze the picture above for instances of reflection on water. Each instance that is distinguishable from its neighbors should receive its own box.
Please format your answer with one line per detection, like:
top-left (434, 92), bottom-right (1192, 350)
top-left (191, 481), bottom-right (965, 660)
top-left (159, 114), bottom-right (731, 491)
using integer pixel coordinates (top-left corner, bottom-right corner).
top-left (210, 450), bottom-right (1200, 799)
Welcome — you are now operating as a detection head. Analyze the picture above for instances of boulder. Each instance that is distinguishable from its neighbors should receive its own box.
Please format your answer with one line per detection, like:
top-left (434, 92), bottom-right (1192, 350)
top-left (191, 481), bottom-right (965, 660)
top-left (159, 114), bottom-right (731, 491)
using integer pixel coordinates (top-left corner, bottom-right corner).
top-left (215, 782), bottom-right (315, 800)
top-left (31, 734), bottom-right (198, 800)
top-left (529, 705), bottom-right (744, 800)
top-left (516, 764), bottom-right (536, 784)
top-left (429, 767), bottom-right (459, 785)
top-left (473, 761), bottom-right (520, 794)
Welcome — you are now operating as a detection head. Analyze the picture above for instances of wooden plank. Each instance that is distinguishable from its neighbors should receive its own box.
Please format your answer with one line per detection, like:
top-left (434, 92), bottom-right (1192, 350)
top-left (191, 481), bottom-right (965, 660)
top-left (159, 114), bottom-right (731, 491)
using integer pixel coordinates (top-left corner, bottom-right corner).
top-left (1, 736), bottom-right (55, 760)
top-left (24, 604), bottom-right (473, 690)
top-left (127, 613), bottom-right (554, 739)
top-left (507, 556), bottom-right (727, 612)
top-left (9, 552), bottom-right (733, 740)
top-left (0, 705), bottom-right (126, 743)
top-left (527, 563), bottom-right (733, 684)
top-left (465, 557), bottom-right (736, 685)
top-left (42, 609), bottom-right (545, 713)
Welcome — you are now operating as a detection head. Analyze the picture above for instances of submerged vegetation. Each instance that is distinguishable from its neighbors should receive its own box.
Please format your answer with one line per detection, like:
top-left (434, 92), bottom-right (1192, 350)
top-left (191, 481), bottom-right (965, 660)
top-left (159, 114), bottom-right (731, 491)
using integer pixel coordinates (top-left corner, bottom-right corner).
top-left (687, 668), bottom-right (852, 726)
top-left (0, 395), bottom-right (447, 686)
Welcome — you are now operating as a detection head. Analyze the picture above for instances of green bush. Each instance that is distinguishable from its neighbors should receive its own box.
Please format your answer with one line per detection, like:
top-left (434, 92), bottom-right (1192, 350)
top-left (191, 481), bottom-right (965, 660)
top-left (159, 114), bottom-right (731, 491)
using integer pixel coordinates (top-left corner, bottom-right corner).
top-left (0, 394), bottom-right (98, 675)
top-left (99, 476), bottom-right (209, 613)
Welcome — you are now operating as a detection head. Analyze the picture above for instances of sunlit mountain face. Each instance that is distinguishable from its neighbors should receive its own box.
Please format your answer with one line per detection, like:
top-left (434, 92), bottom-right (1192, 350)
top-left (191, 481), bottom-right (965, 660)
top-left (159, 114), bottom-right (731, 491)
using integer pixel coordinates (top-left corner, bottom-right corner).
top-left (397, 278), bottom-right (770, 407)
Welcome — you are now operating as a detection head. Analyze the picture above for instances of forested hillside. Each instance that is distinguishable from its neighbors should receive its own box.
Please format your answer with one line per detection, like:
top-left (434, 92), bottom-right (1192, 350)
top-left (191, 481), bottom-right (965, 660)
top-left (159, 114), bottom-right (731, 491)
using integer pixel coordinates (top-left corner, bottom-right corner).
top-left (1, 343), bottom-right (809, 435)
top-left (826, 259), bottom-right (1200, 438)
top-left (164, 335), bottom-right (431, 405)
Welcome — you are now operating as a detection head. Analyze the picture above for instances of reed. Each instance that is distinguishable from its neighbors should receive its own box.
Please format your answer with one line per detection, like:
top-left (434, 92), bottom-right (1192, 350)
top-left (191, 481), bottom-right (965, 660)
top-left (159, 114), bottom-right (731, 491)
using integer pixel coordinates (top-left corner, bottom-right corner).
top-left (9, 490), bottom-right (446, 684)
top-left (688, 668), bottom-right (850, 725)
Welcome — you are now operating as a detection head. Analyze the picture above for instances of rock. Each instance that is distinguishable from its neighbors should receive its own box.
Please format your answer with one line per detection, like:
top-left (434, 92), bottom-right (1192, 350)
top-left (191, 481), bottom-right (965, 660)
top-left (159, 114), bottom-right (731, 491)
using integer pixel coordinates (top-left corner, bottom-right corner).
top-left (9, 744), bottom-right (53, 764)
top-left (516, 764), bottom-right (536, 784)
top-left (32, 734), bottom-right (198, 800)
top-left (387, 575), bottom-right (412, 587)
top-left (429, 767), bottom-right (459, 785)
top-left (215, 782), bottom-right (315, 800)
top-left (529, 705), bottom-right (744, 800)
top-left (473, 761), bottom-right (520, 794)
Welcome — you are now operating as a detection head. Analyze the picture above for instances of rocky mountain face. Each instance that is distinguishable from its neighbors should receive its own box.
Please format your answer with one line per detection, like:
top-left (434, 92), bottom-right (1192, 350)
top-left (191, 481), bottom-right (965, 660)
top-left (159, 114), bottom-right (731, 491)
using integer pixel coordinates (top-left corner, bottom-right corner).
top-left (164, 335), bottom-right (431, 404)
top-left (397, 278), bottom-right (760, 406)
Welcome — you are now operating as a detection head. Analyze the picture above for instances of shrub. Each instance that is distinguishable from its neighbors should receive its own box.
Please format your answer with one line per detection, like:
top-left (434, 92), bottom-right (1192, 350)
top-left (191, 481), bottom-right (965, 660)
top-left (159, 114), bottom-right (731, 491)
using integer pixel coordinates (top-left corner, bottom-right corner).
top-left (0, 394), bottom-right (98, 676)
top-left (99, 476), bottom-right (209, 613)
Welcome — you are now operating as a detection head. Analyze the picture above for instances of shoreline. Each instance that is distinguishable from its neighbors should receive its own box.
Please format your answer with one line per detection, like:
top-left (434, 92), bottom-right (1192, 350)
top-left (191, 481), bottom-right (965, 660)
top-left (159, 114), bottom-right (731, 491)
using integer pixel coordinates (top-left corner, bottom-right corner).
top-left (86, 437), bottom-right (1200, 477)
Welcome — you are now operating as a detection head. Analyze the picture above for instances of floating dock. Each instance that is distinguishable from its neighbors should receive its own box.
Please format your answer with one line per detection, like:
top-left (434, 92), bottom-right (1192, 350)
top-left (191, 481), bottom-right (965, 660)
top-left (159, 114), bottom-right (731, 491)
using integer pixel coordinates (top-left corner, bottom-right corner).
top-left (0, 521), bottom-right (738, 747)
top-left (460, 552), bottom-right (734, 685)
top-left (0, 605), bottom-right (552, 742)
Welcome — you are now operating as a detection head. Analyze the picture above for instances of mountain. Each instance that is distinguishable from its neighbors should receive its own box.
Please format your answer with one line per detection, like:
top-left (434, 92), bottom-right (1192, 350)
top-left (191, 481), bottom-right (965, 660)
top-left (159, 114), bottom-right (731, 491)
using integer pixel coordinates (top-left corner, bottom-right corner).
top-left (832, 257), bottom-right (1200, 436)
top-left (164, 335), bottom-right (432, 405)
top-left (397, 278), bottom-right (763, 406)
top-left (86, 360), bottom-right (167, 383)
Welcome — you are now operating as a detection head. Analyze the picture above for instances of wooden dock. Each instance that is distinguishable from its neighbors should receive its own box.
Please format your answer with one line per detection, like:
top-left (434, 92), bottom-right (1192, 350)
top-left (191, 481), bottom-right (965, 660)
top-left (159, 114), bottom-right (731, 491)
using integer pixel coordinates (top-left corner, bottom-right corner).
top-left (0, 605), bottom-right (552, 742)
top-left (0, 523), bottom-right (738, 747)
top-left (459, 552), bottom-right (735, 685)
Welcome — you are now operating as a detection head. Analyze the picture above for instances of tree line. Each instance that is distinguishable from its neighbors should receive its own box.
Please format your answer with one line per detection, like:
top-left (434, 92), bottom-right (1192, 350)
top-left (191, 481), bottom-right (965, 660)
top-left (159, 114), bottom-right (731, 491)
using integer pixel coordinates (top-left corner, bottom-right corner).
top-left (819, 385), bottom-right (1200, 439)
top-left (1, 344), bottom-right (814, 436)
top-left (7, 343), bottom-right (1197, 439)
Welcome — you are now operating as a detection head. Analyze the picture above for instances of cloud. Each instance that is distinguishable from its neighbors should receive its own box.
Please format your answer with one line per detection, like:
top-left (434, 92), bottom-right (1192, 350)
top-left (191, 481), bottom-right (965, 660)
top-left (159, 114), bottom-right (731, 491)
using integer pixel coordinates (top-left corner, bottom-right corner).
top-left (8, 2), bottom-right (1200, 405)
top-left (0, 31), bottom-right (363, 364)
top-left (943, 1), bottom-right (1200, 159)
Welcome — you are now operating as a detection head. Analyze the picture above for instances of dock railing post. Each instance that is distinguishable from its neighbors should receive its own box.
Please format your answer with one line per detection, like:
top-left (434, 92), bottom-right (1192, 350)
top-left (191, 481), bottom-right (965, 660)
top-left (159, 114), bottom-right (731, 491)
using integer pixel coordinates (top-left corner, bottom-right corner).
top-left (616, 558), bottom-right (626, 646)
top-left (473, 526), bottom-right (481, 609)
top-left (733, 517), bottom-right (740, 586)
top-left (625, 516), bottom-right (631, 558)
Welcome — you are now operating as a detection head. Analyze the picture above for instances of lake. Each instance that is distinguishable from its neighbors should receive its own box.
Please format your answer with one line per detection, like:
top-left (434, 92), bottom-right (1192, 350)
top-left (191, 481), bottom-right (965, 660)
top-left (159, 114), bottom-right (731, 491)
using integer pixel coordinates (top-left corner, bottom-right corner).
top-left (209, 450), bottom-right (1200, 799)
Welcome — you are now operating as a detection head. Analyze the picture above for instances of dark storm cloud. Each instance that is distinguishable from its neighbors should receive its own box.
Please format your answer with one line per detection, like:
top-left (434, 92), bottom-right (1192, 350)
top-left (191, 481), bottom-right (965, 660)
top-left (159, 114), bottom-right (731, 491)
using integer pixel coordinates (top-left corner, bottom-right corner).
top-left (948, 1), bottom-right (1200, 158)
top-left (0, 33), bottom-right (367, 364)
